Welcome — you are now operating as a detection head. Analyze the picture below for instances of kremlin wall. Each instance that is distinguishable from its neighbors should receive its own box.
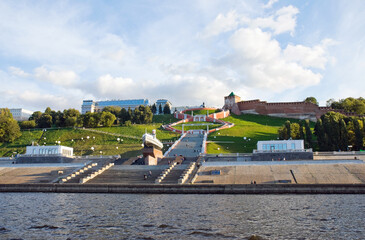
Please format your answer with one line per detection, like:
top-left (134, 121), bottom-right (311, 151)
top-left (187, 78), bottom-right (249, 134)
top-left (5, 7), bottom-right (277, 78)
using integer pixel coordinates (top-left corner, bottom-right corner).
top-left (223, 92), bottom-right (360, 121)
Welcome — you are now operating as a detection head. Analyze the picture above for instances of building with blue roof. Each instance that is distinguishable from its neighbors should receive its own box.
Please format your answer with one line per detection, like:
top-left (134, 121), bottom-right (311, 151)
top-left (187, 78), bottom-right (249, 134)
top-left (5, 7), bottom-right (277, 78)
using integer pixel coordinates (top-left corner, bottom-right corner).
top-left (81, 99), bottom-right (149, 114)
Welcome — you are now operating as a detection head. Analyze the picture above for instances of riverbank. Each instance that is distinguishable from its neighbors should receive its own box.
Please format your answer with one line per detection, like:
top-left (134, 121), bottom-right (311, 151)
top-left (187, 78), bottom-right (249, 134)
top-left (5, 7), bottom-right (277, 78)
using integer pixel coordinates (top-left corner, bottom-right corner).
top-left (1, 183), bottom-right (365, 194)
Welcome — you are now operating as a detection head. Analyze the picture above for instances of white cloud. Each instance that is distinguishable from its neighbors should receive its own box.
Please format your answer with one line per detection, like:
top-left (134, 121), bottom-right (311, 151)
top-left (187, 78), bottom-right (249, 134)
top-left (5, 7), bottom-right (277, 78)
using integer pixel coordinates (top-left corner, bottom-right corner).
top-left (251, 5), bottom-right (299, 35)
top-left (200, 10), bottom-right (239, 38)
top-left (263, 0), bottom-right (278, 9)
top-left (226, 27), bottom-right (322, 91)
top-left (201, 5), bottom-right (299, 38)
top-left (8, 66), bottom-right (30, 77)
top-left (34, 66), bottom-right (79, 87)
top-left (283, 39), bottom-right (337, 69)
top-left (96, 74), bottom-right (136, 97)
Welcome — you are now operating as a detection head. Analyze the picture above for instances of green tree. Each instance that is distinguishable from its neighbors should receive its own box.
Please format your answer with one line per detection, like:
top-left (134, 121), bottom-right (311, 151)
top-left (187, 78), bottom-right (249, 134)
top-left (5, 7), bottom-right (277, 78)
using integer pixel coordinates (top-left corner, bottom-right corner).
top-left (0, 108), bottom-right (21, 142)
top-left (158, 104), bottom-right (163, 115)
top-left (20, 120), bottom-right (36, 129)
top-left (151, 104), bottom-right (157, 114)
top-left (119, 108), bottom-right (128, 124)
top-left (127, 107), bottom-right (133, 122)
top-left (44, 107), bottom-right (52, 115)
top-left (353, 119), bottom-right (364, 150)
top-left (82, 112), bottom-right (98, 128)
top-left (29, 111), bottom-right (42, 123)
top-left (339, 119), bottom-right (348, 151)
top-left (144, 106), bottom-right (153, 123)
top-left (290, 123), bottom-right (301, 139)
top-left (163, 104), bottom-right (171, 114)
top-left (314, 118), bottom-right (326, 151)
top-left (299, 121), bottom-right (305, 140)
top-left (100, 112), bottom-right (116, 127)
top-left (133, 108), bottom-right (141, 124)
top-left (285, 120), bottom-right (291, 139)
top-left (64, 116), bottom-right (77, 127)
top-left (102, 106), bottom-right (120, 124)
top-left (304, 97), bottom-right (319, 105)
top-left (304, 120), bottom-right (313, 149)
top-left (37, 114), bottom-right (53, 128)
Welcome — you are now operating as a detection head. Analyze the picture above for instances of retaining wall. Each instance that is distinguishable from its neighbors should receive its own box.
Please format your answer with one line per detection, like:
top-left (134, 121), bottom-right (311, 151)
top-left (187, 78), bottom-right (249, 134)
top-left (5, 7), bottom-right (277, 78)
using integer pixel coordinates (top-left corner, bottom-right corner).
top-left (1, 183), bottom-right (365, 194)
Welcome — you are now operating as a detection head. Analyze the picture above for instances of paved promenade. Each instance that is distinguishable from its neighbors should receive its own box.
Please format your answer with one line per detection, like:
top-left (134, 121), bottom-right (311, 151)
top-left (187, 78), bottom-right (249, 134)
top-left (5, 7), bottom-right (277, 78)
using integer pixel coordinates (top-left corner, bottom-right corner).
top-left (194, 160), bottom-right (365, 184)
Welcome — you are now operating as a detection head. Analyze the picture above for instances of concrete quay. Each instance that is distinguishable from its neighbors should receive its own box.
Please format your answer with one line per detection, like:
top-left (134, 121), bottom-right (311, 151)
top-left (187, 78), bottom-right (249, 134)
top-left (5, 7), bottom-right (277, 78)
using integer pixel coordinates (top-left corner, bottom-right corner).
top-left (1, 183), bottom-right (365, 194)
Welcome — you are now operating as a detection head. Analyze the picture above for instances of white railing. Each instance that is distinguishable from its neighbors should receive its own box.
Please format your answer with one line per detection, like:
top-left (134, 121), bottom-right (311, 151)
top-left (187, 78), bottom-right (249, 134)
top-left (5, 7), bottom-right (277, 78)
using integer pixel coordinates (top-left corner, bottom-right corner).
top-left (201, 132), bottom-right (207, 154)
top-left (155, 162), bottom-right (177, 183)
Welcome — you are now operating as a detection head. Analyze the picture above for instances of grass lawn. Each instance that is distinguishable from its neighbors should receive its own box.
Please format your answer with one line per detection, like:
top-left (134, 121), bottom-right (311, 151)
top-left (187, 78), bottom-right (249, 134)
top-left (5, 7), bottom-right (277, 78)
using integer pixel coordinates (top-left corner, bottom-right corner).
top-left (207, 114), bottom-right (315, 154)
top-left (0, 114), bottom-right (179, 157)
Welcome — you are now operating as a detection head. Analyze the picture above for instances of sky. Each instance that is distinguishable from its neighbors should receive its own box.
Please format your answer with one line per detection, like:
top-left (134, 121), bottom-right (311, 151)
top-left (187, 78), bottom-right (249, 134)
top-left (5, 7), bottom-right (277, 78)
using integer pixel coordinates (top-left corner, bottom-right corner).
top-left (0, 0), bottom-right (364, 112)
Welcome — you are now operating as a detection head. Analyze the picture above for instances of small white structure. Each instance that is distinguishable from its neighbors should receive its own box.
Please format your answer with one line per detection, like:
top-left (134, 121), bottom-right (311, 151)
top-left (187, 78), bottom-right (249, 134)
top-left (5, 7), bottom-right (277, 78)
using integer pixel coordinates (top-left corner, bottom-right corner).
top-left (256, 140), bottom-right (305, 152)
top-left (25, 145), bottom-right (73, 157)
top-left (9, 108), bottom-right (33, 121)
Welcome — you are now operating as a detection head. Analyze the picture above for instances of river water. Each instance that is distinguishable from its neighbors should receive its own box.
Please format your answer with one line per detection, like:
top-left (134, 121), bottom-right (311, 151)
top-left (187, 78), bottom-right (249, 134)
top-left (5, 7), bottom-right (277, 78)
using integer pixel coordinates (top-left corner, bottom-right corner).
top-left (0, 193), bottom-right (364, 239)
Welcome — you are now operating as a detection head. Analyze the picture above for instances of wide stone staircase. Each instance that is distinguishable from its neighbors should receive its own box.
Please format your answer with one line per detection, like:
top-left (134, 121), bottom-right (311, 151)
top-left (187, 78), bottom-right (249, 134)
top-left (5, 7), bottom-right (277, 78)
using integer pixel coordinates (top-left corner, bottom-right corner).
top-left (61, 158), bottom-right (114, 183)
top-left (160, 164), bottom-right (187, 184)
top-left (86, 165), bottom-right (166, 184)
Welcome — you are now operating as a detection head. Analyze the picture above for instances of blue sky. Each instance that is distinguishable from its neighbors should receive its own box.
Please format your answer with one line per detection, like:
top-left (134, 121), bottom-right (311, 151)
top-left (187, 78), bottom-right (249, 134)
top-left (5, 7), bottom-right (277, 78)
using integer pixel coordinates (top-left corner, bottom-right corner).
top-left (0, 0), bottom-right (364, 111)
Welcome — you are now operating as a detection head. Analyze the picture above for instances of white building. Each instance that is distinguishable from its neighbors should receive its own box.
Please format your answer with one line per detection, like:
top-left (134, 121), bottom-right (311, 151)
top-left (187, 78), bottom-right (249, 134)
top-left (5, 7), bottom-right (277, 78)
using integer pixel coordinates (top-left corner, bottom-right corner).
top-left (9, 108), bottom-right (33, 121)
top-left (81, 99), bottom-right (149, 114)
top-left (25, 145), bottom-right (73, 157)
top-left (256, 140), bottom-right (305, 152)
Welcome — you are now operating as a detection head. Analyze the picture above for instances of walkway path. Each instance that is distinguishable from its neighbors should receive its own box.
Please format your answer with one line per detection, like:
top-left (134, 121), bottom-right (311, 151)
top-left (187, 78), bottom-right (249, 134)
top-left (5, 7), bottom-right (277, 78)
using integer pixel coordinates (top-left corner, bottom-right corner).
top-left (166, 134), bottom-right (204, 157)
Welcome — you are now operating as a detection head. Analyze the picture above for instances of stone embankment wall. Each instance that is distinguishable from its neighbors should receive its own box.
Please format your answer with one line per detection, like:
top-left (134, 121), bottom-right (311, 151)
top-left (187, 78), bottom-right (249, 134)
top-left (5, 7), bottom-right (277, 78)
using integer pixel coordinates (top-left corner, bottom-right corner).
top-left (1, 183), bottom-right (365, 194)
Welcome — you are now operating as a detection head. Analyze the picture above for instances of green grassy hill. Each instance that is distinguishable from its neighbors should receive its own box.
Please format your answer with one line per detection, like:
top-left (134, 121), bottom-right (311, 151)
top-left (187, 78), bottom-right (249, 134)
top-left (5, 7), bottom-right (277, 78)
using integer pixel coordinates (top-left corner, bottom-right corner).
top-left (0, 115), bottom-right (179, 158)
top-left (0, 113), bottom-right (314, 157)
top-left (206, 114), bottom-right (314, 154)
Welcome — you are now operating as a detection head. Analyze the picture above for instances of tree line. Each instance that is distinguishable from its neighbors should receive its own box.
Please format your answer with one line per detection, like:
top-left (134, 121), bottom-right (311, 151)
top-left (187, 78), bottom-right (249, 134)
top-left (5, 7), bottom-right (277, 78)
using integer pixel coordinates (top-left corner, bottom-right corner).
top-left (326, 97), bottom-right (365, 115)
top-left (314, 112), bottom-right (364, 151)
top-left (151, 103), bottom-right (171, 114)
top-left (278, 112), bottom-right (365, 151)
top-left (21, 105), bottom-right (155, 129)
top-left (278, 119), bottom-right (313, 149)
